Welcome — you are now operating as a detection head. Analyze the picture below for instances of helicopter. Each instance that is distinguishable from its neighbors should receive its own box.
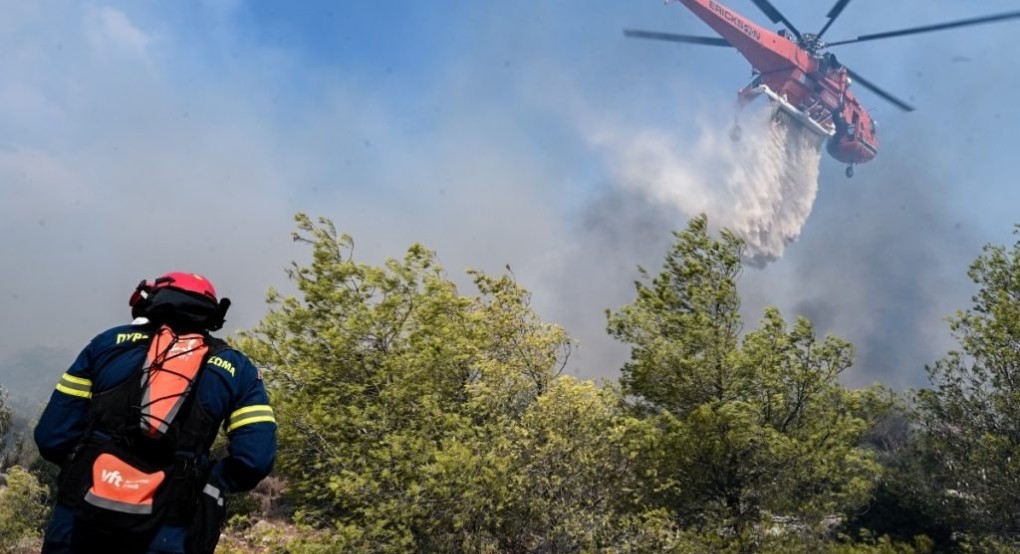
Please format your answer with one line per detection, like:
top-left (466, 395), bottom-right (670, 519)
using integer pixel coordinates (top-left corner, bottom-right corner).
top-left (625, 0), bottom-right (1020, 177)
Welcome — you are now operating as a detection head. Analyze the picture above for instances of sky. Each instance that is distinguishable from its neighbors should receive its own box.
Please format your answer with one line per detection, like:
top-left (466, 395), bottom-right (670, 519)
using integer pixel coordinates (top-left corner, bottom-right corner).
top-left (2, 0), bottom-right (1020, 405)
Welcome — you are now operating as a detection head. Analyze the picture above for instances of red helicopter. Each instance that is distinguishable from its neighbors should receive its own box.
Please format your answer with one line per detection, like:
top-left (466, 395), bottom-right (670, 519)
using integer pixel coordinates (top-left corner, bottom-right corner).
top-left (625, 0), bottom-right (1020, 177)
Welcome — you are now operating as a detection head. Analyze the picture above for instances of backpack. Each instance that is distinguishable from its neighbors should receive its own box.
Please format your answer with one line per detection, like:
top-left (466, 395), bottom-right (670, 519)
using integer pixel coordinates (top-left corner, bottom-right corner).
top-left (58, 325), bottom-right (227, 548)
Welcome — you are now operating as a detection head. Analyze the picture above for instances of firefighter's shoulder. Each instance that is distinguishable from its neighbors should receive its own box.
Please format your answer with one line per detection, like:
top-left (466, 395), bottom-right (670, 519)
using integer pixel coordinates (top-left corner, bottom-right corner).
top-left (89, 323), bottom-right (155, 349)
top-left (204, 346), bottom-right (261, 384)
top-left (211, 349), bottom-right (275, 433)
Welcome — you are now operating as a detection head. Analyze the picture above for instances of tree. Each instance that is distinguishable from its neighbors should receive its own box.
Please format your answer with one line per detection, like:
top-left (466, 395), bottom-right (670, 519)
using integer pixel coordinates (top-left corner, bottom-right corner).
top-left (490, 377), bottom-right (678, 554)
top-left (0, 387), bottom-right (28, 473)
top-left (608, 215), bottom-right (886, 546)
top-left (608, 215), bottom-right (743, 417)
top-left (0, 466), bottom-right (49, 552)
top-left (237, 214), bottom-right (677, 553)
top-left (913, 227), bottom-right (1020, 541)
top-left (841, 407), bottom-right (954, 549)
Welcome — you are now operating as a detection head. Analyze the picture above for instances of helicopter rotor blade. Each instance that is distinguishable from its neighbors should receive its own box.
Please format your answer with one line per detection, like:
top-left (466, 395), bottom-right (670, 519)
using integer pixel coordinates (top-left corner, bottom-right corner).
top-left (749, 0), bottom-right (802, 39)
top-left (623, 29), bottom-right (733, 47)
top-left (817, 0), bottom-right (853, 39)
top-left (827, 10), bottom-right (1020, 46)
top-left (846, 68), bottom-right (915, 112)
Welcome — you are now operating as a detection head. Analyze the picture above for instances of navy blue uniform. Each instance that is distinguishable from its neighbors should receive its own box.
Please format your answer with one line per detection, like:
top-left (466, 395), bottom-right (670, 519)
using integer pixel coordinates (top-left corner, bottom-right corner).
top-left (35, 323), bottom-right (277, 553)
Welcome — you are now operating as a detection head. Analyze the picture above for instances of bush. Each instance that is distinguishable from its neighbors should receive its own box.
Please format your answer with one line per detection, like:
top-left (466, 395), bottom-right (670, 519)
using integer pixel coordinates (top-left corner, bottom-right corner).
top-left (0, 466), bottom-right (50, 551)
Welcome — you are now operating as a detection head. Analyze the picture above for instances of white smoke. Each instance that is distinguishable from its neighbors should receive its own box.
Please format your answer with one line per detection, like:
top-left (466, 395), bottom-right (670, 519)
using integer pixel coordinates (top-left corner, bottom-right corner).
top-left (591, 101), bottom-right (824, 266)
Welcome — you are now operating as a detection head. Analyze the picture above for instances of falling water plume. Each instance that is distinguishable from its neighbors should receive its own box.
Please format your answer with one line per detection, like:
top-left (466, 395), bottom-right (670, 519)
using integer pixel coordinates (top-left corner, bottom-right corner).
top-left (595, 101), bottom-right (826, 266)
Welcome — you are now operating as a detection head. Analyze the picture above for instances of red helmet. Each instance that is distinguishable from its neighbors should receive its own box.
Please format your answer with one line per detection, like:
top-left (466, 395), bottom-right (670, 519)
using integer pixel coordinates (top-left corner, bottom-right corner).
top-left (129, 272), bottom-right (229, 330)
top-left (151, 272), bottom-right (218, 303)
top-left (130, 272), bottom-right (218, 308)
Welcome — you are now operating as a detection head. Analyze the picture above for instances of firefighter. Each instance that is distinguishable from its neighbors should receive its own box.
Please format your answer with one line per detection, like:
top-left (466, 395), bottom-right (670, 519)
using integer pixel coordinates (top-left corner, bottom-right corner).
top-left (35, 272), bottom-right (277, 554)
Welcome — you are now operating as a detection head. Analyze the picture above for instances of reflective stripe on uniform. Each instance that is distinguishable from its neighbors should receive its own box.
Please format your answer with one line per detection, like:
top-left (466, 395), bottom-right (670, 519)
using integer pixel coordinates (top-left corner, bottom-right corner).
top-left (226, 404), bottom-right (275, 432)
top-left (203, 483), bottom-right (221, 499)
top-left (204, 483), bottom-right (225, 506)
top-left (55, 373), bottom-right (92, 399)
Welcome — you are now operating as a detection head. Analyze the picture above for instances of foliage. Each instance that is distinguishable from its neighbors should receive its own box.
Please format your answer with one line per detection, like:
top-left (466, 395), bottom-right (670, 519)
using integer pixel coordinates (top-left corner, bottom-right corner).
top-left (608, 215), bottom-right (744, 418)
top-left (488, 377), bottom-right (673, 553)
top-left (913, 227), bottom-right (1020, 540)
top-left (607, 214), bottom-right (887, 546)
top-left (0, 466), bottom-right (49, 552)
top-left (842, 408), bottom-right (954, 548)
top-left (0, 387), bottom-right (28, 473)
top-left (238, 214), bottom-right (672, 553)
top-left (953, 536), bottom-right (1020, 554)
top-left (230, 212), bottom-right (1020, 553)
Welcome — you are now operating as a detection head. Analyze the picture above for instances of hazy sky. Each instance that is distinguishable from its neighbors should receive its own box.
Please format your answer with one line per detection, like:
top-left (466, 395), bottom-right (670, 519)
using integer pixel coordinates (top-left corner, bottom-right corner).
top-left (2, 0), bottom-right (1019, 399)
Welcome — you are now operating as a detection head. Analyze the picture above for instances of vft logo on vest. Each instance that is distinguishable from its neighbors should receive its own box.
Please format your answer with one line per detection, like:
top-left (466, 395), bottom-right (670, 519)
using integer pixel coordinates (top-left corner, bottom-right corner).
top-left (100, 469), bottom-right (124, 487)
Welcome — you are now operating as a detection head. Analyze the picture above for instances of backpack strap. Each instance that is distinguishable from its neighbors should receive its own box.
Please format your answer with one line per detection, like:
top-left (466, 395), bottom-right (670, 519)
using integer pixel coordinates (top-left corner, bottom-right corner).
top-left (138, 327), bottom-right (212, 439)
top-left (161, 336), bottom-right (232, 527)
top-left (170, 336), bottom-right (230, 455)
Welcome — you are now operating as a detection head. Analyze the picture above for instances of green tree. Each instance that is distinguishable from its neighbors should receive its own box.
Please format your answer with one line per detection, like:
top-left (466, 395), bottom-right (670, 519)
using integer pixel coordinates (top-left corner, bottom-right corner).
top-left (913, 227), bottom-right (1020, 543)
top-left (608, 215), bottom-right (743, 417)
top-left (841, 407), bottom-right (954, 549)
top-left (0, 466), bottom-right (49, 552)
top-left (238, 214), bottom-right (677, 553)
top-left (607, 215), bottom-right (886, 547)
top-left (490, 377), bottom-right (676, 554)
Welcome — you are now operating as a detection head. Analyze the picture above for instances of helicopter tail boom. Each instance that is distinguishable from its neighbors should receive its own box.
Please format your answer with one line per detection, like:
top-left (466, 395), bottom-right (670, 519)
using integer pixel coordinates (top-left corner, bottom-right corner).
top-left (675, 0), bottom-right (809, 73)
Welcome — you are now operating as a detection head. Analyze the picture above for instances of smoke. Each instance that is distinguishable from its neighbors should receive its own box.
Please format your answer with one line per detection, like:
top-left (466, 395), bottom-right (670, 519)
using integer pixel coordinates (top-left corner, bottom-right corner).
top-left (0, 1), bottom-right (1001, 396)
top-left (590, 101), bottom-right (824, 266)
top-left (537, 186), bottom-right (680, 380)
top-left (759, 142), bottom-right (979, 389)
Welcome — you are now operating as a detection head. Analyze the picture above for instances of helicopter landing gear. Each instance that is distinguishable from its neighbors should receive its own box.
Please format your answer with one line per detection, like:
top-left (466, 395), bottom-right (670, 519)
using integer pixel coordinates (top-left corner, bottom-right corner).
top-left (730, 124), bottom-right (742, 142)
top-left (845, 165), bottom-right (854, 178)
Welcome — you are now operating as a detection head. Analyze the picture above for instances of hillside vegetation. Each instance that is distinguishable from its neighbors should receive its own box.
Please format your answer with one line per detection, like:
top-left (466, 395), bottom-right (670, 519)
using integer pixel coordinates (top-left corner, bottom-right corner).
top-left (7, 213), bottom-right (1020, 553)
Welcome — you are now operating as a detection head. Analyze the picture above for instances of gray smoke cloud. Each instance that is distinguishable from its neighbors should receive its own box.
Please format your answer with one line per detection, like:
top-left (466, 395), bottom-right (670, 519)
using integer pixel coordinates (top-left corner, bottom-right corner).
top-left (535, 186), bottom-right (679, 381)
top-left (0, 0), bottom-right (1007, 406)
top-left (756, 143), bottom-right (979, 389)
top-left (549, 89), bottom-right (979, 388)
top-left (556, 136), bottom-right (979, 390)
